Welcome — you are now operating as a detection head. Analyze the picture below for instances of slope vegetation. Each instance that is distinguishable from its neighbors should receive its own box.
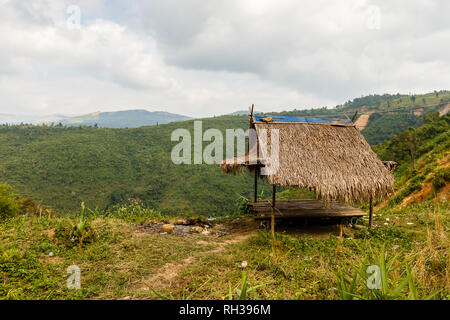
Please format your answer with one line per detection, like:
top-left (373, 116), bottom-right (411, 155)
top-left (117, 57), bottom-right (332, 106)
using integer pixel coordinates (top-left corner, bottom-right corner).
top-left (0, 116), bottom-right (272, 214)
top-left (374, 113), bottom-right (450, 208)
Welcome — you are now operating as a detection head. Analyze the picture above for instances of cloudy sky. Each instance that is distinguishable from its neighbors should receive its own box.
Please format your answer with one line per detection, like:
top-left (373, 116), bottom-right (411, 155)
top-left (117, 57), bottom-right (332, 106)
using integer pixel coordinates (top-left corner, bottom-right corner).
top-left (1, 0), bottom-right (449, 117)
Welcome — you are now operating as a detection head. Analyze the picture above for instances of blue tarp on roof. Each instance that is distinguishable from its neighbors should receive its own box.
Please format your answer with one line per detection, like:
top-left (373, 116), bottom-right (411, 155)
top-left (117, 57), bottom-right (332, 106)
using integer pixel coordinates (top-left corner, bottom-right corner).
top-left (254, 114), bottom-right (352, 125)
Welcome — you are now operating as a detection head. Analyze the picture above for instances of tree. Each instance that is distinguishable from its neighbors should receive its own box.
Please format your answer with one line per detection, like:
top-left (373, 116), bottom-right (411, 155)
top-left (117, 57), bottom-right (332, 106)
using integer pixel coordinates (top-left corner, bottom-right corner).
top-left (424, 112), bottom-right (440, 124)
top-left (397, 128), bottom-right (418, 169)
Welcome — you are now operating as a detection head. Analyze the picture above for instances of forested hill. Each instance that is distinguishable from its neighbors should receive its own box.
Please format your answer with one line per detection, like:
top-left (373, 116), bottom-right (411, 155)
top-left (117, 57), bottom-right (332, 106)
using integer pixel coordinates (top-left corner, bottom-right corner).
top-left (0, 92), bottom-right (448, 214)
top-left (267, 91), bottom-right (450, 144)
top-left (373, 112), bottom-right (449, 207)
top-left (0, 116), bottom-right (272, 214)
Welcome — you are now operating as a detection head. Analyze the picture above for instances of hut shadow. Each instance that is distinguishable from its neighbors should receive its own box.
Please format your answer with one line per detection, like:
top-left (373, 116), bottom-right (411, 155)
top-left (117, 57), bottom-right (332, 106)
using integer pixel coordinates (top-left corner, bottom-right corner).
top-left (260, 218), bottom-right (350, 238)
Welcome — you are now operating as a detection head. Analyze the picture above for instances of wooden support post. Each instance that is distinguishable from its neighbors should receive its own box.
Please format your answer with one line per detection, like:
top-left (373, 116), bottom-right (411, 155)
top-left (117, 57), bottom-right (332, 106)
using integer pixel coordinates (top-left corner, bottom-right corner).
top-left (369, 196), bottom-right (373, 228)
top-left (272, 184), bottom-right (276, 210)
top-left (254, 168), bottom-right (258, 203)
top-left (271, 184), bottom-right (276, 251)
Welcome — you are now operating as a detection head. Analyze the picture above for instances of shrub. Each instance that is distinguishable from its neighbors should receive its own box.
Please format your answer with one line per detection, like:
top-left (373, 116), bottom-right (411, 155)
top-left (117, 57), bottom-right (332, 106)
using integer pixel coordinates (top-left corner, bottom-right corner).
top-left (0, 184), bottom-right (21, 219)
top-left (55, 203), bottom-right (96, 248)
top-left (237, 195), bottom-right (252, 215)
top-left (431, 167), bottom-right (450, 191)
top-left (105, 199), bottom-right (162, 223)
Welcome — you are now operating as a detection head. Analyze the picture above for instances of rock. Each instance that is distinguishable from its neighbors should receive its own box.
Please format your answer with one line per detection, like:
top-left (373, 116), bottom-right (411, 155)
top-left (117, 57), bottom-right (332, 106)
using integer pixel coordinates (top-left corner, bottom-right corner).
top-left (176, 219), bottom-right (189, 225)
top-left (161, 224), bottom-right (175, 233)
top-left (190, 226), bottom-right (203, 233)
top-left (174, 225), bottom-right (190, 235)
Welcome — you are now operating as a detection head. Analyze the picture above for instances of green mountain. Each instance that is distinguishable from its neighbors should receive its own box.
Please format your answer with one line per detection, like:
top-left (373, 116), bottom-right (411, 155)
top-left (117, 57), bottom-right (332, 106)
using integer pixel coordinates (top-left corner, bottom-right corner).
top-left (266, 91), bottom-right (450, 144)
top-left (60, 110), bottom-right (191, 128)
top-left (0, 92), bottom-right (448, 215)
top-left (0, 115), bottom-right (272, 214)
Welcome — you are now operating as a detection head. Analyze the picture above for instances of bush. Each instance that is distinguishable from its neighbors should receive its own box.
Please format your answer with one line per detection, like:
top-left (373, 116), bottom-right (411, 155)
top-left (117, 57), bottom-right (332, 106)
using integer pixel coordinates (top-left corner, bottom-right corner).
top-left (55, 203), bottom-right (96, 248)
top-left (104, 199), bottom-right (162, 223)
top-left (237, 196), bottom-right (252, 215)
top-left (0, 184), bottom-right (21, 219)
top-left (431, 167), bottom-right (450, 191)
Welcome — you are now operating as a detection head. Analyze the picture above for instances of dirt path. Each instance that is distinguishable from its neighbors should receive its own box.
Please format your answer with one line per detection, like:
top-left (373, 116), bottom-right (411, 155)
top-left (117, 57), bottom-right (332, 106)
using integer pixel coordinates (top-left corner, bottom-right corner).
top-left (439, 103), bottom-right (450, 116)
top-left (354, 113), bottom-right (371, 131)
top-left (140, 232), bottom-right (254, 289)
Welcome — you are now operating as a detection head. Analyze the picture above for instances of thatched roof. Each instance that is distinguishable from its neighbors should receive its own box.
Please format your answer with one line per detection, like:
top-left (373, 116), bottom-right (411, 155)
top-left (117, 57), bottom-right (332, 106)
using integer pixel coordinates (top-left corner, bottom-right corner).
top-left (221, 121), bottom-right (394, 204)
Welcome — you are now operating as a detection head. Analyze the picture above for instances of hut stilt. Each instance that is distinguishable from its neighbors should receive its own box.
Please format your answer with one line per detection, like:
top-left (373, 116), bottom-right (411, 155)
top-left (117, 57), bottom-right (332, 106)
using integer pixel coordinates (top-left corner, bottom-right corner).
top-left (369, 196), bottom-right (373, 228)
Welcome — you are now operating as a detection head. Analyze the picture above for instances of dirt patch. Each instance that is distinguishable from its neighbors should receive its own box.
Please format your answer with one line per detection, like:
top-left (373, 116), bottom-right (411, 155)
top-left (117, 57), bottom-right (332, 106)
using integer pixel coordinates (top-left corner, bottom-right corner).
top-left (223, 218), bottom-right (260, 235)
top-left (137, 217), bottom-right (260, 238)
top-left (400, 183), bottom-right (434, 208)
top-left (136, 219), bottom-right (216, 237)
top-left (42, 254), bottom-right (63, 265)
top-left (138, 229), bottom-right (255, 291)
top-left (144, 256), bottom-right (195, 287)
top-left (439, 103), bottom-right (450, 116)
top-left (207, 233), bottom-right (253, 254)
top-left (435, 183), bottom-right (449, 201)
top-left (389, 153), bottom-right (449, 209)
top-left (134, 217), bottom-right (352, 294)
top-left (355, 113), bottom-right (371, 131)
top-left (47, 228), bottom-right (55, 240)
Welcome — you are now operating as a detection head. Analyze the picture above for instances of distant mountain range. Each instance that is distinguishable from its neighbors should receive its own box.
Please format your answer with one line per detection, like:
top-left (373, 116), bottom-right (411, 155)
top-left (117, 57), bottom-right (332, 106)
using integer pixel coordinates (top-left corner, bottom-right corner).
top-left (60, 110), bottom-right (191, 128)
top-left (0, 110), bottom-right (191, 128)
top-left (0, 113), bottom-right (74, 125)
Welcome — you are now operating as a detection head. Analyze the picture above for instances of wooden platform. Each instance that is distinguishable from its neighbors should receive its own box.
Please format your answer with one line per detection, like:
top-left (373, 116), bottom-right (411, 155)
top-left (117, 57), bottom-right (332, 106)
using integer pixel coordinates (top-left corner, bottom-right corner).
top-left (251, 199), bottom-right (366, 219)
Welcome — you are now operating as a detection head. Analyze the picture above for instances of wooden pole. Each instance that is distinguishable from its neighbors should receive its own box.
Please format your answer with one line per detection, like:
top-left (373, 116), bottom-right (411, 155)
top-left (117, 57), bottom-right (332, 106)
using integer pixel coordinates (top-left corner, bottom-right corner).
top-left (369, 196), bottom-right (373, 228)
top-left (254, 168), bottom-right (258, 203)
top-left (271, 184), bottom-right (276, 251)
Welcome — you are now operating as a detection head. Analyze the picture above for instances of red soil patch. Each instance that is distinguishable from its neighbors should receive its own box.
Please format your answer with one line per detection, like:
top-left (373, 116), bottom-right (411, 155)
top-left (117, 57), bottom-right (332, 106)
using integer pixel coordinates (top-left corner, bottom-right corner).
top-left (435, 183), bottom-right (449, 202)
top-left (439, 103), bottom-right (450, 116)
top-left (400, 183), bottom-right (434, 208)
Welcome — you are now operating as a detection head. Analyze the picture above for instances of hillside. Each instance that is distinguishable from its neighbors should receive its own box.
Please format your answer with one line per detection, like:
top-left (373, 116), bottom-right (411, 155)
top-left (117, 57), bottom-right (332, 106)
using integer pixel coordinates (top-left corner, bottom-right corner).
top-left (268, 91), bottom-right (450, 144)
top-left (373, 113), bottom-right (450, 208)
top-left (0, 94), bottom-right (448, 215)
top-left (0, 111), bottom-right (448, 301)
top-left (0, 116), bottom-right (272, 214)
top-left (60, 110), bottom-right (191, 128)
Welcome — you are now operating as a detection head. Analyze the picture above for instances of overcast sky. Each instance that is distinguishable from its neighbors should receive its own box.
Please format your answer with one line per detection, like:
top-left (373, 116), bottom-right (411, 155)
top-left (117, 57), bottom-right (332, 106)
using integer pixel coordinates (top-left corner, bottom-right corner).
top-left (1, 0), bottom-right (449, 117)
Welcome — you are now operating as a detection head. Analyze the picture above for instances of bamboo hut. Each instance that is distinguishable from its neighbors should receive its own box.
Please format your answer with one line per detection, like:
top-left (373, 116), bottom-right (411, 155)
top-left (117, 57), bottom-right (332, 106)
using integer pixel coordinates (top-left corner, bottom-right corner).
top-left (221, 107), bottom-right (394, 226)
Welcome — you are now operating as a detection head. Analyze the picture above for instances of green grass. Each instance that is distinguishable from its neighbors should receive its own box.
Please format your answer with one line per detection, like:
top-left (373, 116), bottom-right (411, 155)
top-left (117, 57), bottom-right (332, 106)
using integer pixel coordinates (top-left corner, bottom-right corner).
top-left (1, 199), bottom-right (447, 300)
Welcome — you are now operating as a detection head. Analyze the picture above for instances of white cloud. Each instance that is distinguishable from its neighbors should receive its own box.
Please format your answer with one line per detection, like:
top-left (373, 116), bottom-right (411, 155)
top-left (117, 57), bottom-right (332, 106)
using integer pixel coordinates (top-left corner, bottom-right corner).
top-left (0, 0), bottom-right (449, 117)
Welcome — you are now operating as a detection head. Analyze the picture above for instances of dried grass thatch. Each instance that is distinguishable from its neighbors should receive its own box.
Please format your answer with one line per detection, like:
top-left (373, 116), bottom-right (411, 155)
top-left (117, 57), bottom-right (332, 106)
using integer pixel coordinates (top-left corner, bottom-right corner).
top-left (221, 122), bottom-right (394, 204)
top-left (221, 142), bottom-right (262, 174)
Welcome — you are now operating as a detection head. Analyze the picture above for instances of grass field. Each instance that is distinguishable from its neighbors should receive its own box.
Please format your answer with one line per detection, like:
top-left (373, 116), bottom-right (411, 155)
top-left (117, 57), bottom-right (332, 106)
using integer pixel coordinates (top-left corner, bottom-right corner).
top-left (1, 199), bottom-right (448, 300)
